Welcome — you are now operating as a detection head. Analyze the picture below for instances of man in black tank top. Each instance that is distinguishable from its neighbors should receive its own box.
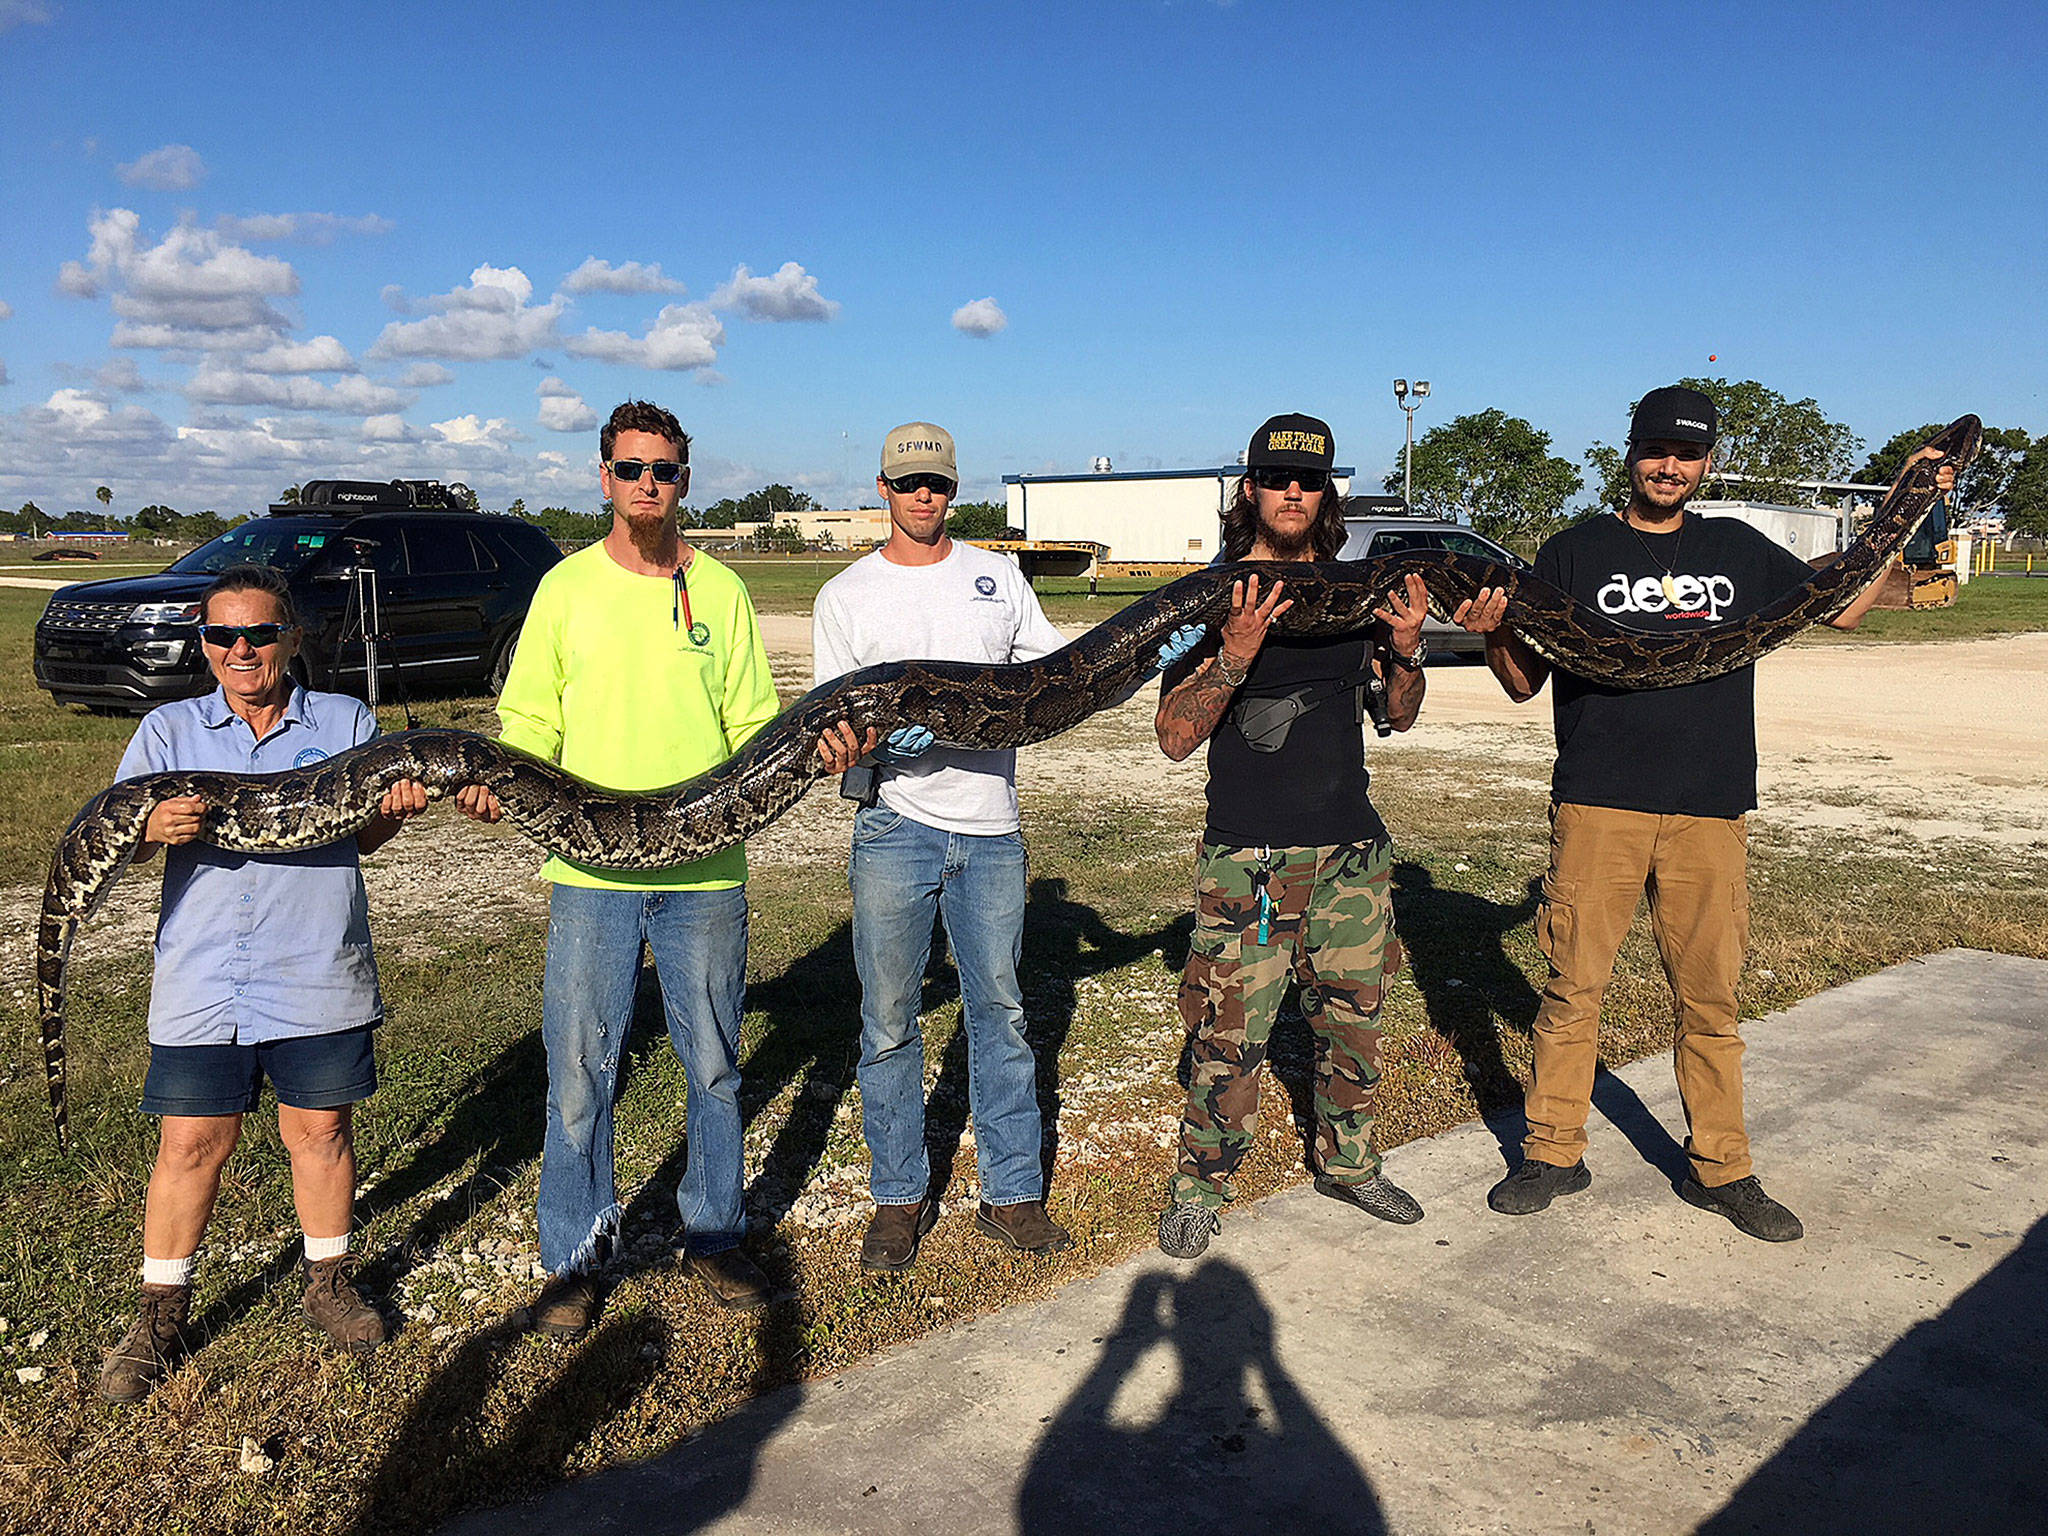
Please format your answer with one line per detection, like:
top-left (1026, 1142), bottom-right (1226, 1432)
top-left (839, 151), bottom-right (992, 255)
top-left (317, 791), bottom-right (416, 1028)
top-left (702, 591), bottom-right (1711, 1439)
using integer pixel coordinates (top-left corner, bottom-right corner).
top-left (1454, 385), bottom-right (1952, 1244)
top-left (1152, 414), bottom-right (1434, 1260)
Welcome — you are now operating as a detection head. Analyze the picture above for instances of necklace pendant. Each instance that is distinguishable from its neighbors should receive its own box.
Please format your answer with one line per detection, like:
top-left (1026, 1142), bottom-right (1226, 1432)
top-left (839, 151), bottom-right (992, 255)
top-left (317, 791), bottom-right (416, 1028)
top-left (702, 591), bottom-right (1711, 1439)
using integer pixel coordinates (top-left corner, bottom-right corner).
top-left (1662, 574), bottom-right (1679, 604)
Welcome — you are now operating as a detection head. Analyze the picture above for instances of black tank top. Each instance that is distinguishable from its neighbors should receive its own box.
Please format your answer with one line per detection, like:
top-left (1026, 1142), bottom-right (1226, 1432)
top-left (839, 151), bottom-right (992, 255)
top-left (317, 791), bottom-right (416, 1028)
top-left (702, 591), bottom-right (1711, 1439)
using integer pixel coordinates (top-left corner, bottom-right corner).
top-left (1203, 631), bottom-right (1388, 849)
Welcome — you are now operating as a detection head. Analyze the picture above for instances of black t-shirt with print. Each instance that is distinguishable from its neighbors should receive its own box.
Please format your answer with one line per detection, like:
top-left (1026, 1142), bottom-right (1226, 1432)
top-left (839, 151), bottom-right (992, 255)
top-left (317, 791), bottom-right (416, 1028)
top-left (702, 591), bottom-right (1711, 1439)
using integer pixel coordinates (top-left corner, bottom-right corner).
top-left (1203, 630), bottom-right (1389, 849)
top-left (1534, 512), bottom-right (1814, 818)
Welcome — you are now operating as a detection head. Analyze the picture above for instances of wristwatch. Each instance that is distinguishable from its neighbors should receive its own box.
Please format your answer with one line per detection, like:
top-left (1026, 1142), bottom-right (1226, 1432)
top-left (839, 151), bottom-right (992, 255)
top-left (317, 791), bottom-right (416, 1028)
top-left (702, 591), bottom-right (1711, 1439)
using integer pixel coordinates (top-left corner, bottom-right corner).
top-left (1387, 638), bottom-right (1428, 671)
top-left (1215, 651), bottom-right (1251, 688)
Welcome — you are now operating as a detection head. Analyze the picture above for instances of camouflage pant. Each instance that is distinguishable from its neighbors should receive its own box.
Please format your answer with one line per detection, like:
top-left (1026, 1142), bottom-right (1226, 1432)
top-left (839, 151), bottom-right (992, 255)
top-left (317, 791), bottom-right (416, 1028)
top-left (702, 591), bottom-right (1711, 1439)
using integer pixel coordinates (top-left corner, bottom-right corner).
top-left (1171, 838), bottom-right (1398, 1209)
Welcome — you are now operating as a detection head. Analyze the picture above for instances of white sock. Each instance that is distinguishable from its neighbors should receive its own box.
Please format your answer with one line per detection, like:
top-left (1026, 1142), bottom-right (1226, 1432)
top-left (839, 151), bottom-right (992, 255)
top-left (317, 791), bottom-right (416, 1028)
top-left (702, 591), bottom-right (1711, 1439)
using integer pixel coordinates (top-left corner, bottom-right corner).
top-left (302, 1232), bottom-right (350, 1263)
top-left (141, 1253), bottom-right (197, 1287)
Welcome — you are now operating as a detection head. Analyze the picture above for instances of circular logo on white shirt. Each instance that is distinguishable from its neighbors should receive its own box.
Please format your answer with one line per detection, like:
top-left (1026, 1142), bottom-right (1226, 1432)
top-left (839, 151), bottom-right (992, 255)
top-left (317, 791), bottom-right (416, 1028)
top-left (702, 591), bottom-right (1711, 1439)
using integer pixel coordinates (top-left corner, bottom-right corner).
top-left (974, 575), bottom-right (997, 596)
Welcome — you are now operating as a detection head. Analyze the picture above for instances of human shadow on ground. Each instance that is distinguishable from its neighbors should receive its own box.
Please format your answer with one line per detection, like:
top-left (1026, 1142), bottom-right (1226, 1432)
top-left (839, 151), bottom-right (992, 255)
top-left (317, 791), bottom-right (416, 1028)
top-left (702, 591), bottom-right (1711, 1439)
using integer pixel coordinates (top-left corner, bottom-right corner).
top-left (1392, 861), bottom-right (1688, 1182)
top-left (925, 877), bottom-right (1189, 1201)
top-left (1017, 1259), bottom-right (1387, 1534)
top-left (1698, 1213), bottom-right (2048, 1535)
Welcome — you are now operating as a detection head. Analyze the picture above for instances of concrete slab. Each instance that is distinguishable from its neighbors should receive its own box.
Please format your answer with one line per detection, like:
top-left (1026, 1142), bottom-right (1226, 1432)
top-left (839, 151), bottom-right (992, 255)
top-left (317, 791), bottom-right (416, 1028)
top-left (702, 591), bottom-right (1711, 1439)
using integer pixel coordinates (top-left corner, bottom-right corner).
top-left (444, 950), bottom-right (2048, 1536)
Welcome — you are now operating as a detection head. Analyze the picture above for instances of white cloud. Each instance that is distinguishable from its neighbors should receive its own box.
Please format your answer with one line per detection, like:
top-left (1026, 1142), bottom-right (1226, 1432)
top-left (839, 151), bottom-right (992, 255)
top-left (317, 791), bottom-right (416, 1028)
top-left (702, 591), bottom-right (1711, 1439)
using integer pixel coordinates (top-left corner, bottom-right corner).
top-left (58, 208), bottom-right (300, 352)
top-left (561, 257), bottom-right (686, 295)
top-left (0, 300), bottom-right (12, 321)
top-left (710, 261), bottom-right (839, 322)
top-left (95, 358), bottom-right (147, 392)
top-left (566, 302), bottom-right (723, 371)
top-left (244, 335), bottom-right (355, 374)
top-left (185, 366), bottom-right (412, 414)
top-left (0, 2), bottom-right (56, 34)
top-left (536, 379), bottom-right (598, 434)
top-left (369, 265), bottom-right (564, 361)
top-left (379, 283), bottom-right (410, 314)
top-left (952, 297), bottom-right (1008, 337)
top-left (361, 414), bottom-right (418, 443)
top-left (397, 362), bottom-right (454, 388)
top-left (117, 144), bottom-right (207, 192)
top-left (213, 212), bottom-right (394, 244)
top-left (432, 413), bottom-right (525, 447)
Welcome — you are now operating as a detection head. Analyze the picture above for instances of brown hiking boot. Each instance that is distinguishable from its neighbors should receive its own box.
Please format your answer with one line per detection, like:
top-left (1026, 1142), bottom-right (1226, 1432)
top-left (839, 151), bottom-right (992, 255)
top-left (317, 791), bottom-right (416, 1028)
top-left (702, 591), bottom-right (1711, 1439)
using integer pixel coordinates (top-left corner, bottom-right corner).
top-left (974, 1199), bottom-right (1074, 1254)
top-left (686, 1248), bottom-right (773, 1311)
top-left (98, 1282), bottom-right (195, 1404)
top-left (860, 1197), bottom-right (940, 1273)
top-left (302, 1255), bottom-right (386, 1353)
top-left (522, 1271), bottom-right (604, 1340)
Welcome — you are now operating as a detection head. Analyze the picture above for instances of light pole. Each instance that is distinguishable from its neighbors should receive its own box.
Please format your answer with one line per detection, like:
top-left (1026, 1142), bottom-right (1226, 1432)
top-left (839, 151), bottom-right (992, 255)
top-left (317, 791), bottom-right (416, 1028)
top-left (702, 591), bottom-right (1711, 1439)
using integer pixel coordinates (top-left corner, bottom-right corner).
top-left (1393, 378), bottom-right (1431, 508)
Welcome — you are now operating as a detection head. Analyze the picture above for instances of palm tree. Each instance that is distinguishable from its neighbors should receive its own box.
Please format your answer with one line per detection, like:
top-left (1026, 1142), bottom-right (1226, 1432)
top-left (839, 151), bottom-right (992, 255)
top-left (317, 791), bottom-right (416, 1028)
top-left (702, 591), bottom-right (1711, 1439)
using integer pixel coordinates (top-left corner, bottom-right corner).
top-left (279, 484), bottom-right (301, 505)
top-left (95, 485), bottom-right (112, 530)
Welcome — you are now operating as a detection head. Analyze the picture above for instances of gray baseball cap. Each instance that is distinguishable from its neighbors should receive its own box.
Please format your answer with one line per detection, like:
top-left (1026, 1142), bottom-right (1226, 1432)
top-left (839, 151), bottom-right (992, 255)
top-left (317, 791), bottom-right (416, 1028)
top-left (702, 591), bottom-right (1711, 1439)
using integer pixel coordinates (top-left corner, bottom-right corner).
top-left (880, 422), bottom-right (957, 481)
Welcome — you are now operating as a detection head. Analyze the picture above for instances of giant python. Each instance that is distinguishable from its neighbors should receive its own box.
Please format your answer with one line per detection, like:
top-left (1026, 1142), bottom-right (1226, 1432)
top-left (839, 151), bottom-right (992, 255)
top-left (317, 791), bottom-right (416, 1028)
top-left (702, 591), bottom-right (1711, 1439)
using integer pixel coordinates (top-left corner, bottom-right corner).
top-left (32, 416), bottom-right (1980, 1146)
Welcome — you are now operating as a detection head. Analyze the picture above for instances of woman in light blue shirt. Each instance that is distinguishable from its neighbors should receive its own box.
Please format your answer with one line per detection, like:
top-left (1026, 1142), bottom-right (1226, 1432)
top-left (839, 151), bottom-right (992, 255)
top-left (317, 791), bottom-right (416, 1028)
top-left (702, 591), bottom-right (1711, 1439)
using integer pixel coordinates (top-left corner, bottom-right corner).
top-left (98, 564), bottom-right (427, 1405)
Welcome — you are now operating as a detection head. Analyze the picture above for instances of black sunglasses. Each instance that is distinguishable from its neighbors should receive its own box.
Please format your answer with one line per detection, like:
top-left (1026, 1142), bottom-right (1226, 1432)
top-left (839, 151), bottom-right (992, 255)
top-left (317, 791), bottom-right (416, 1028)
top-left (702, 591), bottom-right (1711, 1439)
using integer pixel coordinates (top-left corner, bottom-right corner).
top-left (1250, 467), bottom-right (1331, 493)
top-left (607, 458), bottom-right (686, 484)
top-left (200, 623), bottom-right (296, 649)
top-left (885, 472), bottom-right (957, 497)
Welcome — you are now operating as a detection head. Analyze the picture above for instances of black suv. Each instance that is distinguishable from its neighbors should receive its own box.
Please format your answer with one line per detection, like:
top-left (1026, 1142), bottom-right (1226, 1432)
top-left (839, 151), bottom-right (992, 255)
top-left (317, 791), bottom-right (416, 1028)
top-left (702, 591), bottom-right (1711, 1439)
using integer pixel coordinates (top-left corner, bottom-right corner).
top-left (33, 479), bottom-right (562, 712)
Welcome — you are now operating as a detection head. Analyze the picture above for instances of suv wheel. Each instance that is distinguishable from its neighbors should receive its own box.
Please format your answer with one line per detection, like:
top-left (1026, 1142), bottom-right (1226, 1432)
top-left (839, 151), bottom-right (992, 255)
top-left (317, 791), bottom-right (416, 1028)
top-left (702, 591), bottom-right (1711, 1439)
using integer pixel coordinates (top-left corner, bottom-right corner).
top-left (487, 625), bottom-right (521, 694)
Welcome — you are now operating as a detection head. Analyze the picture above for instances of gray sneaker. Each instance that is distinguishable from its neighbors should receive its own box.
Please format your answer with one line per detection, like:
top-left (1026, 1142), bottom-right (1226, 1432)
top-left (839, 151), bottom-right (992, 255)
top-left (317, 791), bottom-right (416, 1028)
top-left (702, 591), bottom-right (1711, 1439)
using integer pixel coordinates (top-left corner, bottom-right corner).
top-left (1314, 1173), bottom-right (1425, 1225)
top-left (1681, 1175), bottom-right (1803, 1242)
top-left (1488, 1158), bottom-right (1592, 1215)
top-left (1157, 1201), bottom-right (1220, 1260)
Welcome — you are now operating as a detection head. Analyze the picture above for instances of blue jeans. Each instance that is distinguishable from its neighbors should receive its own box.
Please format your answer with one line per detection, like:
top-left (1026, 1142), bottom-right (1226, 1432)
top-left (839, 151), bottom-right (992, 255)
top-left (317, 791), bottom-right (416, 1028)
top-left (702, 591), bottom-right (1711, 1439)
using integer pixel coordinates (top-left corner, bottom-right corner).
top-left (537, 882), bottom-right (749, 1274)
top-left (850, 805), bottom-right (1043, 1207)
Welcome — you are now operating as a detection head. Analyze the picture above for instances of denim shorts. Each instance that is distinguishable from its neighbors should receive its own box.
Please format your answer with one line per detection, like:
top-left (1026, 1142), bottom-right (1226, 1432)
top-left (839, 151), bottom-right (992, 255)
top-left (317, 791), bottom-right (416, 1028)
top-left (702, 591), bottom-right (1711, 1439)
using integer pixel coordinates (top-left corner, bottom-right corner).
top-left (139, 1025), bottom-right (379, 1117)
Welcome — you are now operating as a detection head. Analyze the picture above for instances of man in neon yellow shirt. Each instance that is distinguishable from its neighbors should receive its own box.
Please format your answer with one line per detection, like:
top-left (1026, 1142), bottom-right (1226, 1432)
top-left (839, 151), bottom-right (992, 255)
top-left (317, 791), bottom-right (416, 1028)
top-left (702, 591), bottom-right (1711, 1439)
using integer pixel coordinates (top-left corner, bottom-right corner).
top-left (460, 399), bottom-right (817, 1330)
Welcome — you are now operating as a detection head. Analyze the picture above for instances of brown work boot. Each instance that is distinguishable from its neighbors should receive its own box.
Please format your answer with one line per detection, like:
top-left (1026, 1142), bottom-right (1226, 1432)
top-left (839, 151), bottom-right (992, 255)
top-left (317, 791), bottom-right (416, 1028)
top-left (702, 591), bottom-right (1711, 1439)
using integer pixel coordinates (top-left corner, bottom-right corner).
top-left (301, 1255), bottom-right (387, 1353)
top-left (974, 1199), bottom-right (1074, 1254)
top-left (860, 1197), bottom-right (940, 1273)
top-left (98, 1282), bottom-right (195, 1404)
top-left (522, 1271), bottom-right (604, 1340)
top-left (686, 1247), bottom-right (773, 1311)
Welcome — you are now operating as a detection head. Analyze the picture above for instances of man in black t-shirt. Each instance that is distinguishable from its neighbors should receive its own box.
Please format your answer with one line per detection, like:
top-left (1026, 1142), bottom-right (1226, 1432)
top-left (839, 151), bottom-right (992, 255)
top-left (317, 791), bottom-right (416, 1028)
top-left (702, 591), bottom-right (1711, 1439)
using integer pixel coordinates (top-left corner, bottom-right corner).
top-left (1151, 413), bottom-right (1434, 1260)
top-left (1455, 385), bottom-right (1950, 1242)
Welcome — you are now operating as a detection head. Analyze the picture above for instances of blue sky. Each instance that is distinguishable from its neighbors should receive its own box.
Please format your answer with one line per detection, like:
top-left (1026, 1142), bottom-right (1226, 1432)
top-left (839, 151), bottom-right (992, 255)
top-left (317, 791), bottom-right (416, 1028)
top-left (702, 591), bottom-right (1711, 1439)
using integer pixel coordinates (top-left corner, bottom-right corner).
top-left (1, 0), bottom-right (2042, 518)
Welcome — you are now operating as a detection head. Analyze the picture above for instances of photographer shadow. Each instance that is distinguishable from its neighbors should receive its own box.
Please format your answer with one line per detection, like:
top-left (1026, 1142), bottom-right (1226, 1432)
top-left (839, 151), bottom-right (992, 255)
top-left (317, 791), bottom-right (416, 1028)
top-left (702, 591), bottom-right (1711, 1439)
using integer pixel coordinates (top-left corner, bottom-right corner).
top-left (1017, 1259), bottom-right (1387, 1534)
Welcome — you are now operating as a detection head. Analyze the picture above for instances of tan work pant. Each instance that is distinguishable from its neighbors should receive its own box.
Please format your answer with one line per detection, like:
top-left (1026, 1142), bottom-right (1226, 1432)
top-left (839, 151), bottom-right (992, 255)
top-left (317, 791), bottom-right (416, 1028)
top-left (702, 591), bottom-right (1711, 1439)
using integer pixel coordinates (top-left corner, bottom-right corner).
top-left (1526, 802), bottom-right (1752, 1186)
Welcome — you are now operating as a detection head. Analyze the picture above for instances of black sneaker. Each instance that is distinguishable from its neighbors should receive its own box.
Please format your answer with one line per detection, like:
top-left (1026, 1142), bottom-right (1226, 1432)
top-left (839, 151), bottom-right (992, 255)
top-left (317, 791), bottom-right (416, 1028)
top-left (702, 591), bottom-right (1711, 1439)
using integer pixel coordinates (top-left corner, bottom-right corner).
top-left (1487, 1158), bottom-right (1591, 1215)
top-left (1314, 1173), bottom-right (1424, 1225)
top-left (1681, 1175), bottom-right (1803, 1242)
top-left (1156, 1201), bottom-right (1220, 1259)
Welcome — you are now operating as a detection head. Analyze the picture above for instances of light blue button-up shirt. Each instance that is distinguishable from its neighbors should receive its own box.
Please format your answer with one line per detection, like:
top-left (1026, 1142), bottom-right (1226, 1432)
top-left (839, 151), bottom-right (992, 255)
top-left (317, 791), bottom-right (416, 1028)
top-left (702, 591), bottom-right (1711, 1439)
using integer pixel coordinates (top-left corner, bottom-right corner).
top-left (116, 685), bottom-right (385, 1046)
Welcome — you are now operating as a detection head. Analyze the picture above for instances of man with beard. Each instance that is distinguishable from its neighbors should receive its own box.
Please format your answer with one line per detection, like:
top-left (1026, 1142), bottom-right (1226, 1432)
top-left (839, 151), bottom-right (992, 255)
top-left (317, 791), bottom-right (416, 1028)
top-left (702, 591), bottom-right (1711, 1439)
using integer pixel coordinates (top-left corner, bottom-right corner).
top-left (1154, 413), bottom-right (1433, 1259)
top-left (1454, 385), bottom-right (1950, 1241)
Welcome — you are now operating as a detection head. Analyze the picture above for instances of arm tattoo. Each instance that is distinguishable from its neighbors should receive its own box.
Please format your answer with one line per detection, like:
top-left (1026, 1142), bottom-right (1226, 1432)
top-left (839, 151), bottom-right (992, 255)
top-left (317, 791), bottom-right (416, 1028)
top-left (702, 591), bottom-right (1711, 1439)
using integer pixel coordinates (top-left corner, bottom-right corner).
top-left (1157, 657), bottom-right (1241, 760)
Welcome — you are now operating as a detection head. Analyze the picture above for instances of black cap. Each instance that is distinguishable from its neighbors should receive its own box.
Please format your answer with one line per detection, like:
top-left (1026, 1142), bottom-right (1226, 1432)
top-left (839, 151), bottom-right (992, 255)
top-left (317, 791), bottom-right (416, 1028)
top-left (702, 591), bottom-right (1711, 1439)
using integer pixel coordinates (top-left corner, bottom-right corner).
top-left (1629, 386), bottom-right (1717, 446)
top-left (1246, 413), bottom-right (1335, 471)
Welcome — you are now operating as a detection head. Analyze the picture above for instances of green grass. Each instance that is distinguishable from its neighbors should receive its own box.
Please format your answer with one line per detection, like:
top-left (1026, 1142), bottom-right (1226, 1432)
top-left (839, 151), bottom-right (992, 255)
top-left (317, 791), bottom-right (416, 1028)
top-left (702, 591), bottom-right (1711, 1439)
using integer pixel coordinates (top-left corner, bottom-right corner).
top-left (1793, 571), bottom-right (2048, 644)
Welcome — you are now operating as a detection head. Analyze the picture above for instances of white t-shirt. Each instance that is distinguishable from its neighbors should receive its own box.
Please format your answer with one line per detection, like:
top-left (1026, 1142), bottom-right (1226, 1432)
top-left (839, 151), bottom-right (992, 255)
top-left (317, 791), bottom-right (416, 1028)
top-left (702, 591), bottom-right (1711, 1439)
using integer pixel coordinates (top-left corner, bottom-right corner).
top-left (813, 540), bottom-right (1067, 835)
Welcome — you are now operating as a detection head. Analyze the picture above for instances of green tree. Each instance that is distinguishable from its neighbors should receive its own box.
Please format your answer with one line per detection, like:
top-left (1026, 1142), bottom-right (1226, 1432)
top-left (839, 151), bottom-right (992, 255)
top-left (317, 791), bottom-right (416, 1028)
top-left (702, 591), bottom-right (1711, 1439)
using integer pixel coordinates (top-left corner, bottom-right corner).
top-left (946, 501), bottom-right (1015, 539)
top-left (1384, 409), bottom-right (1583, 541)
top-left (735, 484), bottom-right (815, 521)
top-left (278, 484), bottom-right (301, 504)
top-left (94, 485), bottom-right (113, 528)
top-left (131, 503), bottom-right (179, 536)
top-left (2004, 440), bottom-right (2048, 539)
top-left (505, 496), bottom-right (527, 521)
top-left (1864, 423), bottom-right (2031, 518)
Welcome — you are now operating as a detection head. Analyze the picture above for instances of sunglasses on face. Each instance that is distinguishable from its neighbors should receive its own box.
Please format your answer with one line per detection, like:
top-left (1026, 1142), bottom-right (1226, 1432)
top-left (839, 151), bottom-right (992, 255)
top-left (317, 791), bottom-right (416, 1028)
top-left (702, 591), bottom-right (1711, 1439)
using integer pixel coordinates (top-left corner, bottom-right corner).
top-left (1250, 467), bottom-right (1330, 493)
top-left (607, 458), bottom-right (686, 484)
top-left (200, 623), bottom-right (296, 649)
top-left (886, 473), bottom-right (957, 497)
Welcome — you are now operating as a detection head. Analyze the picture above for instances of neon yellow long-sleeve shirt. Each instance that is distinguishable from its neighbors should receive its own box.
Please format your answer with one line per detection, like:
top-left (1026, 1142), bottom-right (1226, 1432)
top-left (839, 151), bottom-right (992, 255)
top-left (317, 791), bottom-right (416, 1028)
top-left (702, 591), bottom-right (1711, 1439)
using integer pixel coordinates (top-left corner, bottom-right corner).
top-left (497, 542), bottom-right (781, 890)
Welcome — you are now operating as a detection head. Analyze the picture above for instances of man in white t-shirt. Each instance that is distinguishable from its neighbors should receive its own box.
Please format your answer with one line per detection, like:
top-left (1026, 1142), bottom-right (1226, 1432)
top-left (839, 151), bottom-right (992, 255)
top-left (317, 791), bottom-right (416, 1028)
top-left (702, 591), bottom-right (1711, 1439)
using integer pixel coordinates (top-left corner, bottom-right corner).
top-left (813, 422), bottom-right (1077, 1271)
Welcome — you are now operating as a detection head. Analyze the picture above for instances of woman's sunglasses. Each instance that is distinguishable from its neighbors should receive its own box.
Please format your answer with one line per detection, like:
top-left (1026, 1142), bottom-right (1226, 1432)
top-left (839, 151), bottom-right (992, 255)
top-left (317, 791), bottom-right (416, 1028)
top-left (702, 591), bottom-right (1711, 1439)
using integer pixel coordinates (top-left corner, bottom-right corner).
top-left (607, 458), bottom-right (686, 484)
top-left (1250, 468), bottom-right (1331, 493)
top-left (200, 623), bottom-right (297, 649)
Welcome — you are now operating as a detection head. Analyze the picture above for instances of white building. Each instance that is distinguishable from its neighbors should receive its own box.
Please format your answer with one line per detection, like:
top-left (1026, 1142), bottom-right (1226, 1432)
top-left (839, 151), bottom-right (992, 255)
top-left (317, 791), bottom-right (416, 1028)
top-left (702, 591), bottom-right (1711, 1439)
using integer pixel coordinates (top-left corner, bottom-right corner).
top-left (1003, 465), bottom-right (1355, 566)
